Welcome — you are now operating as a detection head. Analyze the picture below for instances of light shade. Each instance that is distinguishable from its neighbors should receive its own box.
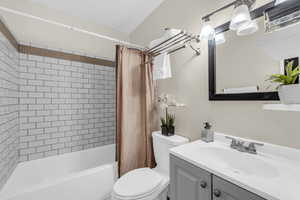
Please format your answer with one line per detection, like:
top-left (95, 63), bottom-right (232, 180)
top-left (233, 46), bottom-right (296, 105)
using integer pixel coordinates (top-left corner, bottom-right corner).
top-left (215, 33), bottom-right (226, 45)
top-left (237, 20), bottom-right (258, 36)
top-left (230, 4), bottom-right (252, 31)
top-left (200, 20), bottom-right (215, 40)
top-left (275, 0), bottom-right (289, 5)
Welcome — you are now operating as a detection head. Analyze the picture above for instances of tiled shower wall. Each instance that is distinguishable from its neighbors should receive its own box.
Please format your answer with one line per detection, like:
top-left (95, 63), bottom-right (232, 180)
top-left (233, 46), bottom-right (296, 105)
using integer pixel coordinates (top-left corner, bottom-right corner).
top-left (0, 26), bottom-right (116, 189)
top-left (18, 52), bottom-right (116, 162)
top-left (0, 31), bottom-right (116, 188)
top-left (0, 32), bottom-right (19, 188)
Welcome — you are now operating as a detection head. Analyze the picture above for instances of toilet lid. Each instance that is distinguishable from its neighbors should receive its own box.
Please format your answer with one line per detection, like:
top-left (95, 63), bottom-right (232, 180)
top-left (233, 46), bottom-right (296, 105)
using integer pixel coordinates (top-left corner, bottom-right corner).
top-left (113, 168), bottom-right (163, 199)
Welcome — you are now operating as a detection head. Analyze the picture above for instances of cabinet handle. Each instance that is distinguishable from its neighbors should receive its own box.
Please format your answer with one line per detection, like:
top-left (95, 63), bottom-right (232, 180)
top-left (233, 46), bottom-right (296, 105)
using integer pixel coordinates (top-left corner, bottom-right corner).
top-left (200, 181), bottom-right (207, 188)
top-left (213, 189), bottom-right (221, 197)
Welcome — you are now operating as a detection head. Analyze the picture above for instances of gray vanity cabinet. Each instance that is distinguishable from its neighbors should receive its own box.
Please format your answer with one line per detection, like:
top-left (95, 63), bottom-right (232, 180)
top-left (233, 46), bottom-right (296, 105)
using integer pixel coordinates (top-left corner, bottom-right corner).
top-left (212, 176), bottom-right (265, 200)
top-left (170, 155), bottom-right (212, 200)
top-left (170, 155), bottom-right (265, 200)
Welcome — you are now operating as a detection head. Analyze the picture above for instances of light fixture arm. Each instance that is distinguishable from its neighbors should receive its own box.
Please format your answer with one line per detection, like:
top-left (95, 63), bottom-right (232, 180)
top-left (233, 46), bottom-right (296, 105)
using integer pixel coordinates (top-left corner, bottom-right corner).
top-left (235, 0), bottom-right (256, 9)
top-left (202, 0), bottom-right (256, 20)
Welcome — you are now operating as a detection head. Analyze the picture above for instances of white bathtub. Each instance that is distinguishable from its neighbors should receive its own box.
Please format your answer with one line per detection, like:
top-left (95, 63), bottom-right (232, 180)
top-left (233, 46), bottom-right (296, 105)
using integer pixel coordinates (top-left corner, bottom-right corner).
top-left (0, 144), bottom-right (117, 200)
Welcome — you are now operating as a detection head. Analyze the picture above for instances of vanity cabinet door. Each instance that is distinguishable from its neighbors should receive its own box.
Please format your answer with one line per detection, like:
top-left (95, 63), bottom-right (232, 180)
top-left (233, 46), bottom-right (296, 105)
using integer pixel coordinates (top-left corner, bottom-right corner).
top-left (212, 176), bottom-right (265, 200)
top-left (170, 155), bottom-right (212, 200)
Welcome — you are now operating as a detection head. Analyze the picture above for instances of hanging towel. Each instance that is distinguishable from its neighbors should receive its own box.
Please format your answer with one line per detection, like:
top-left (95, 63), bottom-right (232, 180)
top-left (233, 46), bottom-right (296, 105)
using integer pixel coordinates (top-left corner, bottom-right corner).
top-left (223, 86), bottom-right (259, 94)
top-left (149, 39), bottom-right (172, 80)
top-left (149, 29), bottom-right (180, 80)
top-left (153, 52), bottom-right (172, 80)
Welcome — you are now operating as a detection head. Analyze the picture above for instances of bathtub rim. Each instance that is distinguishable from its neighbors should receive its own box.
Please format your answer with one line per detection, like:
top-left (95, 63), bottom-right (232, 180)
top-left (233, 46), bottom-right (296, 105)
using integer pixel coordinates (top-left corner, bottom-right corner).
top-left (1, 162), bottom-right (117, 200)
top-left (18, 144), bottom-right (116, 166)
top-left (0, 144), bottom-right (116, 199)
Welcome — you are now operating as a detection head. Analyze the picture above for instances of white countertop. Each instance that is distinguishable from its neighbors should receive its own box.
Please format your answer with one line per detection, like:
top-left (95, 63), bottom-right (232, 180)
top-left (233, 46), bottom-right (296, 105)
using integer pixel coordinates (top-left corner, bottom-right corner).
top-left (170, 133), bottom-right (300, 200)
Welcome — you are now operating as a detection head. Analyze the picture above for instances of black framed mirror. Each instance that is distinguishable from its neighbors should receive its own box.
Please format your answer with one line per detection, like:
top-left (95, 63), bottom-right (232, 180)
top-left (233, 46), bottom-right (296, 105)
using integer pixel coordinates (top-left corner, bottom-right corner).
top-left (208, 1), bottom-right (287, 101)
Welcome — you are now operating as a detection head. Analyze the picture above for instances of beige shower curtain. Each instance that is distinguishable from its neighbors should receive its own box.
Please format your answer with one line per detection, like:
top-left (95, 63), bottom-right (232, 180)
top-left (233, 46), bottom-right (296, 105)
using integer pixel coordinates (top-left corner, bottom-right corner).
top-left (116, 45), bottom-right (158, 176)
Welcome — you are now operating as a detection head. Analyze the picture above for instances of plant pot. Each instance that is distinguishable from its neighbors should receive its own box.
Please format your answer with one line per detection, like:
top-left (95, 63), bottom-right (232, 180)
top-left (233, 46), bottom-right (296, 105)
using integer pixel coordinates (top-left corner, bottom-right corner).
top-left (278, 84), bottom-right (300, 104)
top-left (168, 126), bottom-right (175, 136)
top-left (161, 125), bottom-right (168, 136)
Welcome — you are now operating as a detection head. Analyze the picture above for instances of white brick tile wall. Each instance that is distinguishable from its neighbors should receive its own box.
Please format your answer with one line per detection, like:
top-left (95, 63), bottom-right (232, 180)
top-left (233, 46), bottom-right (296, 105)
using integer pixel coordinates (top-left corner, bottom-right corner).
top-left (0, 35), bottom-right (116, 189)
top-left (18, 53), bottom-right (116, 162)
top-left (0, 32), bottom-right (19, 189)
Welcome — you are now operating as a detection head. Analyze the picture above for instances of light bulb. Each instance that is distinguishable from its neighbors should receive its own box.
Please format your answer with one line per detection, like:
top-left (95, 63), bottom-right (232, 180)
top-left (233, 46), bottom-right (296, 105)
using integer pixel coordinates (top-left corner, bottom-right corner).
top-left (200, 19), bottom-right (215, 40)
top-left (237, 20), bottom-right (258, 36)
top-left (230, 4), bottom-right (252, 31)
top-left (215, 33), bottom-right (226, 45)
top-left (275, 0), bottom-right (289, 5)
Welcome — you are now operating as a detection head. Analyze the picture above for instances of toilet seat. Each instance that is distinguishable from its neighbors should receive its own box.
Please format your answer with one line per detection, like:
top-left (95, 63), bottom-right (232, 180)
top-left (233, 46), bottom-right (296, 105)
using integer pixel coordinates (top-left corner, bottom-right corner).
top-left (112, 168), bottom-right (169, 200)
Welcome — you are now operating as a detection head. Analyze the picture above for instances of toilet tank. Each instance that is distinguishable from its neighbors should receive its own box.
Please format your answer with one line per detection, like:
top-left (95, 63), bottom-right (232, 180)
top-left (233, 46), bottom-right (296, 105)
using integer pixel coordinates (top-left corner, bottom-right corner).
top-left (152, 132), bottom-right (189, 175)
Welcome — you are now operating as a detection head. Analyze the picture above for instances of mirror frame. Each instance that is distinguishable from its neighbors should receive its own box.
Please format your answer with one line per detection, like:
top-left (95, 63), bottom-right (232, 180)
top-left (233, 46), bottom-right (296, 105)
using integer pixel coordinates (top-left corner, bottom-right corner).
top-left (208, 2), bottom-right (281, 101)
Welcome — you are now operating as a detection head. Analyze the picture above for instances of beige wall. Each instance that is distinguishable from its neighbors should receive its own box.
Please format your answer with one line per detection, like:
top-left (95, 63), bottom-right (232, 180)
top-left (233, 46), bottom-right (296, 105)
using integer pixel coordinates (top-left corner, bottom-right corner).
top-left (0, 0), bottom-right (129, 60)
top-left (130, 0), bottom-right (300, 149)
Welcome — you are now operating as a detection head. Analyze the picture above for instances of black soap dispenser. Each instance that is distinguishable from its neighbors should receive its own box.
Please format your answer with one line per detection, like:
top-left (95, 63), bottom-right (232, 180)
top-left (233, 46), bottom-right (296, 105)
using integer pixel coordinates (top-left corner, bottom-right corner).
top-left (201, 122), bottom-right (214, 143)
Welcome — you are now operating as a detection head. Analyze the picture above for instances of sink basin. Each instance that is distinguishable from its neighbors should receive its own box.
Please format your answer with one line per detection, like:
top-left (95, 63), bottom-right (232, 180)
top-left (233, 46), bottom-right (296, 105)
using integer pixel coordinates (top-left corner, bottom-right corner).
top-left (170, 135), bottom-right (300, 200)
top-left (195, 146), bottom-right (279, 178)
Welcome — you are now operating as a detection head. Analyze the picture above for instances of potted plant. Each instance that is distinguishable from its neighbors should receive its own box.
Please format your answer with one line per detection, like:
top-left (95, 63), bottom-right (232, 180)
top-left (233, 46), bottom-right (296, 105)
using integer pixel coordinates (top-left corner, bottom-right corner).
top-left (166, 113), bottom-right (175, 136)
top-left (160, 110), bottom-right (176, 136)
top-left (268, 61), bottom-right (300, 104)
top-left (158, 94), bottom-right (184, 136)
top-left (160, 117), bottom-right (168, 136)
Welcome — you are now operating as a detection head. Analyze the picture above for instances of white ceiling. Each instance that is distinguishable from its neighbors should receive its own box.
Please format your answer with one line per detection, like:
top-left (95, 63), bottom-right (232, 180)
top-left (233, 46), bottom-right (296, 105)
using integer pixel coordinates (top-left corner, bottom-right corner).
top-left (30, 0), bottom-right (165, 34)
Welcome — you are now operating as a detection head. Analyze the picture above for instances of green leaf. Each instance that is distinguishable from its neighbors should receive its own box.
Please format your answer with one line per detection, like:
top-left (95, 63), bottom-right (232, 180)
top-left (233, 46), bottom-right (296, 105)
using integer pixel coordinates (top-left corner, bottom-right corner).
top-left (291, 70), bottom-right (300, 77)
top-left (292, 75), bottom-right (298, 84)
top-left (165, 113), bottom-right (175, 127)
top-left (268, 61), bottom-right (300, 86)
top-left (160, 117), bottom-right (166, 126)
top-left (285, 61), bottom-right (294, 77)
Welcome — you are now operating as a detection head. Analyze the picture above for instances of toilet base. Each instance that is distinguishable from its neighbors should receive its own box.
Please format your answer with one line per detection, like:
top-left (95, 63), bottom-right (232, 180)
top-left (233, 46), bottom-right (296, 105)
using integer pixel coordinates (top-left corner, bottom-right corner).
top-left (153, 188), bottom-right (168, 200)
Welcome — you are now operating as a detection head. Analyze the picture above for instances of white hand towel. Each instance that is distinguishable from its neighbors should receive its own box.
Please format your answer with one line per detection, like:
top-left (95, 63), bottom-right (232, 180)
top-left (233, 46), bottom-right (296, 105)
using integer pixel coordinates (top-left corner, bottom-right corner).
top-left (153, 52), bottom-right (172, 80)
top-left (149, 29), bottom-right (180, 80)
top-left (223, 86), bottom-right (259, 94)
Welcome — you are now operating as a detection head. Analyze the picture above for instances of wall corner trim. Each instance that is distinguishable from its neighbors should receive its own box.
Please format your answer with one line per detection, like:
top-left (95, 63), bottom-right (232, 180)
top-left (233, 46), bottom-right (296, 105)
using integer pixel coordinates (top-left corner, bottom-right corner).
top-left (18, 45), bottom-right (115, 67)
top-left (0, 19), bottom-right (18, 50)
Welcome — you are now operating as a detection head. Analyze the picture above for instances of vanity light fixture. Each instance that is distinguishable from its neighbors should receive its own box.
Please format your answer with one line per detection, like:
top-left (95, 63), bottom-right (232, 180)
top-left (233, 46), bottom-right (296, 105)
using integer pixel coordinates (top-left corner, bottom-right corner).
top-left (237, 19), bottom-right (258, 36)
top-left (230, 4), bottom-right (252, 30)
top-left (275, 0), bottom-right (290, 5)
top-left (230, 0), bottom-right (256, 31)
top-left (215, 33), bottom-right (226, 45)
top-left (200, 0), bottom-right (257, 41)
top-left (200, 17), bottom-right (215, 40)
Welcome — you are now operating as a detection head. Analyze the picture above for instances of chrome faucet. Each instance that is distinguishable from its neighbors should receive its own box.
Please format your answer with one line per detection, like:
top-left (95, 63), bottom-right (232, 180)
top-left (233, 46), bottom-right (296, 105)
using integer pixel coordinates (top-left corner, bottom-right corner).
top-left (246, 142), bottom-right (264, 154)
top-left (225, 136), bottom-right (264, 154)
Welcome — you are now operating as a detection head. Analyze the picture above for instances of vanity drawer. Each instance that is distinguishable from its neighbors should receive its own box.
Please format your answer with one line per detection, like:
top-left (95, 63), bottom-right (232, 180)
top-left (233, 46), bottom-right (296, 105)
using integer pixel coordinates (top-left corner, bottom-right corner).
top-left (170, 155), bottom-right (212, 200)
top-left (212, 175), bottom-right (265, 200)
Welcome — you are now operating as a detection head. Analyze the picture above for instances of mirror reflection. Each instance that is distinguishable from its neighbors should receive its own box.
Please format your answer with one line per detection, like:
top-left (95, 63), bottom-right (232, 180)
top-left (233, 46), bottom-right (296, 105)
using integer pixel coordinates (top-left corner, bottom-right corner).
top-left (215, 16), bottom-right (300, 94)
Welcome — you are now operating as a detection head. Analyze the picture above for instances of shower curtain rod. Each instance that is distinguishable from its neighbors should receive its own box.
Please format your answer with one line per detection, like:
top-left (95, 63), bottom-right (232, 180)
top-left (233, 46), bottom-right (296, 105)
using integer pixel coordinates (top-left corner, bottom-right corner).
top-left (0, 6), bottom-right (201, 57)
top-left (0, 6), bottom-right (145, 50)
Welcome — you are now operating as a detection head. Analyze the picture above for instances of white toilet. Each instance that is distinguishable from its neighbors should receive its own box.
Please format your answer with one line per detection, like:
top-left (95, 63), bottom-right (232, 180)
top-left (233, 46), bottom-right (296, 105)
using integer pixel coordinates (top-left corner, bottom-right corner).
top-left (111, 131), bottom-right (189, 200)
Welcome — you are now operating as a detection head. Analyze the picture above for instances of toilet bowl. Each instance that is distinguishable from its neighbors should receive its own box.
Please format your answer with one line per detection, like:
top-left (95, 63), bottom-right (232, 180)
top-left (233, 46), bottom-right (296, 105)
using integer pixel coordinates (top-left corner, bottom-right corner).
top-left (111, 168), bottom-right (169, 200)
top-left (111, 132), bottom-right (189, 200)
